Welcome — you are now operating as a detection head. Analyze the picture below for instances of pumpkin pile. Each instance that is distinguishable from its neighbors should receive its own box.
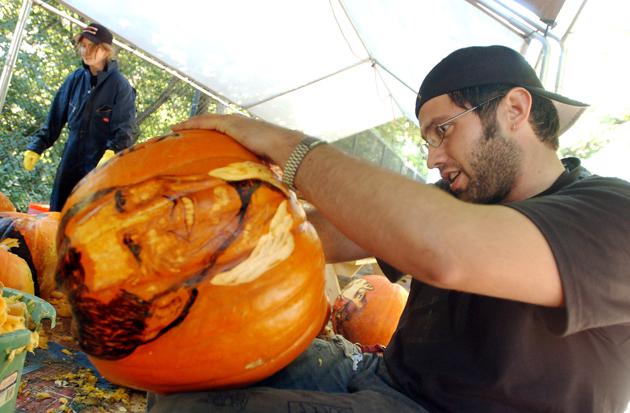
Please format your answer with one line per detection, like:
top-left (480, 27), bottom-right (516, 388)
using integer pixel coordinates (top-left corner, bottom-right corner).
top-left (0, 210), bottom-right (60, 299)
top-left (56, 129), bottom-right (329, 393)
top-left (332, 275), bottom-right (409, 347)
top-left (0, 282), bottom-right (41, 351)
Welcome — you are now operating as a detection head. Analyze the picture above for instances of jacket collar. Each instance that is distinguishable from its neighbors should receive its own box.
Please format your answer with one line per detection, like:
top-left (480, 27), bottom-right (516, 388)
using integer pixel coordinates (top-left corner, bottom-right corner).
top-left (81, 60), bottom-right (118, 84)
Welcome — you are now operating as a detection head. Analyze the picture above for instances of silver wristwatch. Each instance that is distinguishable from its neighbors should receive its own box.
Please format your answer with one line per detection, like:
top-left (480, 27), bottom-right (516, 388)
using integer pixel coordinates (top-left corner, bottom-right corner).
top-left (282, 136), bottom-right (326, 191)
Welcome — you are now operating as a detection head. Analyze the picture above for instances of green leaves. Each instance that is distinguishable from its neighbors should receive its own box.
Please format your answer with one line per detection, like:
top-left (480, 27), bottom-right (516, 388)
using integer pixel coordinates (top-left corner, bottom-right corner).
top-left (373, 117), bottom-right (428, 177)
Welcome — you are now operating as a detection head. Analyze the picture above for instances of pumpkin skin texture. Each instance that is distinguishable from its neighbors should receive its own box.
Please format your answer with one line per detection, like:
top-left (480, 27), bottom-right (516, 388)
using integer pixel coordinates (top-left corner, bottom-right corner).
top-left (0, 192), bottom-right (16, 212)
top-left (0, 211), bottom-right (60, 297)
top-left (56, 129), bottom-right (328, 394)
top-left (332, 275), bottom-right (409, 347)
top-left (0, 244), bottom-right (35, 294)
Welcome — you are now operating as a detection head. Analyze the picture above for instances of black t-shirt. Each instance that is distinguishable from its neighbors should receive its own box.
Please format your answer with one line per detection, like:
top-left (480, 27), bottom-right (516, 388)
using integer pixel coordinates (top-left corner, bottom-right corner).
top-left (382, 158), bottom-right (630, 412)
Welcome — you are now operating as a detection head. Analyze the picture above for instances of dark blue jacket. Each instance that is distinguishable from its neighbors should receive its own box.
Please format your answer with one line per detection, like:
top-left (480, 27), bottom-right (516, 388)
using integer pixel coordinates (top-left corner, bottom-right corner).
top-left (27, 60), bottom-right (137, 211)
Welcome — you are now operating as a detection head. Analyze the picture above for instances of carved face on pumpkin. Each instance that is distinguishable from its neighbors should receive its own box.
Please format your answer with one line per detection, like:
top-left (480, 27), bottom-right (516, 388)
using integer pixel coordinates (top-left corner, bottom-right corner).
top-left (56, 130), bottom-right (328, 392)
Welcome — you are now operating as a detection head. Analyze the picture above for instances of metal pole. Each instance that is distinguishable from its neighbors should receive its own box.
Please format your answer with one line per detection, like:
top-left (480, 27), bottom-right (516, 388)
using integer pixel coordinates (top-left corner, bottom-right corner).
top-left (190, 90), bottom-right (201, 116)
top-left (476, 0), bottom-right (565, 92)
top-left (0, 0), bottom-right (34, 114)
top-left (471, 0), bottom-right (552, 87)
top-left (556, 0), bottom-right (588, 92)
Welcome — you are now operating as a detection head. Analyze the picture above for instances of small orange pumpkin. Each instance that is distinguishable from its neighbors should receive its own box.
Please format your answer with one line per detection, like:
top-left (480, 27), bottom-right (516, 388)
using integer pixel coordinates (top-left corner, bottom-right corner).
top-left (57, 129), bottom-right (328, 393)
top-left (0, 240), bottom-right (34, 294)
top-left (0, 211), bottom-right (60, 297)
top-left (332, 274), bottom-right (409, 346)
top-left (0, 192), bottom-right (16, 212)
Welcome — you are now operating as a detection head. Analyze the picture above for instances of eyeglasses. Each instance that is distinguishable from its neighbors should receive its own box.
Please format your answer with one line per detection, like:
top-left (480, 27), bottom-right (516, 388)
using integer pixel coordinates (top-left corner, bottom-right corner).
top-left (420, 94), bottom-right (504, 148)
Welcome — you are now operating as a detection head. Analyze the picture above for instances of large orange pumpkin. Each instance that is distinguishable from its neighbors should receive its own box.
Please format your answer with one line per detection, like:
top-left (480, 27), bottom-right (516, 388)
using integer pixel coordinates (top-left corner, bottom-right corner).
top-left (0, 211), bottom-right (60, 297)
top-left (332, 275), bottom-right (409, 346)
top-left (56, 129), bottom-right (328, 393)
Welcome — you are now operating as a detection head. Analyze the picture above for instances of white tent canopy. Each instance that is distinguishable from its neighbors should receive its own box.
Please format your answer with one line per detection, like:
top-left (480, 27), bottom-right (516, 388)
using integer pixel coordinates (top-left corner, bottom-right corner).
top-left (57, 0), bottom-right (566, 141)
top-left (2, 0), bottom-right (585, 142)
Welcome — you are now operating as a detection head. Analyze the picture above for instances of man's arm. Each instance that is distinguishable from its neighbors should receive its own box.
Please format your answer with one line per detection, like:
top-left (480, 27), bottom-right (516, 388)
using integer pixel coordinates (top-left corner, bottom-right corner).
top-left (108, 79), bottom-right (138, 151)
top-left (305, 206), bottom-right (371, 263)
top-left (26, 74), bottom-right (74, 154)
top-left (298, 144), bottom-right (562, 307)
top-left (173, 114), bottom-right (563, 307)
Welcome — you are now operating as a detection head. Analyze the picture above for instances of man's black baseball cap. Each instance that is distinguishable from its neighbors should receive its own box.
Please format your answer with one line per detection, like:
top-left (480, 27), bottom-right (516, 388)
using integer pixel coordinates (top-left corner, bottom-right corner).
top-left (415, 45), bottom-right (588, 136)
top-left (79, 23), bottom-right (113, 45)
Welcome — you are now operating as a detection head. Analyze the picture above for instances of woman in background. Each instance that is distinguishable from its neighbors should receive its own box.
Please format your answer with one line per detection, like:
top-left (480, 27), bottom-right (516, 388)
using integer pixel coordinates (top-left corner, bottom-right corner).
top-left (23, 23), bottom-right (137, 211)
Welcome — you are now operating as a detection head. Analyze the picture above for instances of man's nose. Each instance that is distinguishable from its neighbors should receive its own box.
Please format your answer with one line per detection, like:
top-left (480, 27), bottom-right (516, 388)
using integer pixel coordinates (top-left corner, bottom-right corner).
top-left (426, 145), bottom-right (446, 170)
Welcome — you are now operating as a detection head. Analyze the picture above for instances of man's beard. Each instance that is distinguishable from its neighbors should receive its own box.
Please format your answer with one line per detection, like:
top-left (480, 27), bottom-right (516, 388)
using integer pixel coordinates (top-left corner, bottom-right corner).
top-left (454, 120), bottom-right (522, 204)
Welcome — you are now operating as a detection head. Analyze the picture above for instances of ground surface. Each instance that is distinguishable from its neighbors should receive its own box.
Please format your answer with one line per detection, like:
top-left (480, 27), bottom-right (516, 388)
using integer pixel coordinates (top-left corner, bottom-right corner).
top-left (16, 317), bottom-right (147, 413)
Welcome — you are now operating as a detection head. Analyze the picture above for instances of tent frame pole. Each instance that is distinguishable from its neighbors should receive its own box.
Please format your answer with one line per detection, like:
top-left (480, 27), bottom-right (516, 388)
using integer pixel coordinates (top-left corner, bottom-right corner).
top-left (465, 0), bottom-right (571, 91)
top-left (0, 0), bottom-right (34, 115)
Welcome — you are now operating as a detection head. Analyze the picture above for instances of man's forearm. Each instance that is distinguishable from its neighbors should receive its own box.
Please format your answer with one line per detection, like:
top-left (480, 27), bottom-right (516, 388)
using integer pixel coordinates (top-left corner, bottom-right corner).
top-left (294, 143), bottom-right (454, 281)
top-left (305, 206), bottom-right (370, 263)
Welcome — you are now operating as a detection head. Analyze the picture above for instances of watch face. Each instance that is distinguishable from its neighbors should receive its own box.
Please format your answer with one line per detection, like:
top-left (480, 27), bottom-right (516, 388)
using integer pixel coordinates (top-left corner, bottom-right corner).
top-left (303, 137), bottom-right (323, 148)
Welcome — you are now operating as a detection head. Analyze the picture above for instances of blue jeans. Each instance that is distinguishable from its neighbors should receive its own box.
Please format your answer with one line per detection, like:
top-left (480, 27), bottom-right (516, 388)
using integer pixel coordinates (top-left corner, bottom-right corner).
top-left (147, 335), bottom-right (427, 412)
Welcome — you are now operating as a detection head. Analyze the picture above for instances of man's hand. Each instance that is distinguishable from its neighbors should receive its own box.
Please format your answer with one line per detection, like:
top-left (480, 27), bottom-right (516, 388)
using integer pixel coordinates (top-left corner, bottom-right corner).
top-left (97, 149), bottom-right (115, 167)
top-left (23, 150), bottom-right (41, 171)
top-left (171, 114), bottom-right (303, 168)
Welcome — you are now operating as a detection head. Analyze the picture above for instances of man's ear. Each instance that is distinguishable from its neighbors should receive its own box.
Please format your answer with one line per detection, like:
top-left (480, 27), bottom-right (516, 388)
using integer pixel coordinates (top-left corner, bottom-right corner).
top-left (503, 87), bottom-right (532, 132)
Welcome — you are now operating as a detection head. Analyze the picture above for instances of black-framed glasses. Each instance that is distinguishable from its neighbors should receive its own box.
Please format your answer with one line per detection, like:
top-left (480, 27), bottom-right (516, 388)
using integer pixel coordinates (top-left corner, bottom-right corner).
top-left (420, 94), bottom-right (505, 148)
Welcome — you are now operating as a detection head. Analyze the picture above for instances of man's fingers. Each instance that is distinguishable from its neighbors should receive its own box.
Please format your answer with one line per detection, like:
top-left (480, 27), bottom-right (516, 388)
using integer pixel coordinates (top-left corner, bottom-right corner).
top-left (171, 118), bottom-right (210, 131)
top-left (171, 114), bottom-right (225, 131)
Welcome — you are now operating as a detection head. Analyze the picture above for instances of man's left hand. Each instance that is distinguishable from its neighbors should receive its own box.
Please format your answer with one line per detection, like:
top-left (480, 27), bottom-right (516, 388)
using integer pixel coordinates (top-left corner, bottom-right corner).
top-left (171, 114), bottom-right (303, 169)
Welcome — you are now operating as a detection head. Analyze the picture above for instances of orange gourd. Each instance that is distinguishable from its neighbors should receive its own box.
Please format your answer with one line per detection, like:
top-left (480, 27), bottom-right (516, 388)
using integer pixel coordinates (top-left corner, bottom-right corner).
top-left (56, 129), bottom-right (328, 393)
top-left (0, 192), bottom-right (15, 212)
top-left (0, 240), bottom-right (34, 294)
top-left (0, 211), bottom-right (60, 298)
top-left (332, 275), bottom-right (409, 347)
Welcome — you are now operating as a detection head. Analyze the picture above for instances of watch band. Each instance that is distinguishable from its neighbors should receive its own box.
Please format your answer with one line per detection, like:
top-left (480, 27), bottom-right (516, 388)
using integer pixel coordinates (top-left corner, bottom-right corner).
top-left (282, 136), bottom-right (326, 191)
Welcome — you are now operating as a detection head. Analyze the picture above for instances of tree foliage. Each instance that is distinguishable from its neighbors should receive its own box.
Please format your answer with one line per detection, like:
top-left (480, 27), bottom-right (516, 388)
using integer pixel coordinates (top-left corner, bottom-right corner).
top-left (373, 117), bottom-right (427, 177)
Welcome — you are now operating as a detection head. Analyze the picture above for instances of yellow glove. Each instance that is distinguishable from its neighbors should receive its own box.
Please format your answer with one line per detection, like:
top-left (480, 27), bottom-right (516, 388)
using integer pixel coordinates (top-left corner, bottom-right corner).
top-left (23, 150), bottom-right (41, 171)
top-left (97, 149), bottom-right (115, 167)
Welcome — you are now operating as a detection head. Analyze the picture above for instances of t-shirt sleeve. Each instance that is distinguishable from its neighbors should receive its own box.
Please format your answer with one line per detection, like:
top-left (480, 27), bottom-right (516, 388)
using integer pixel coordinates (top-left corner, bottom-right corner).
top-left (506, 176), bottom-right (630, 336)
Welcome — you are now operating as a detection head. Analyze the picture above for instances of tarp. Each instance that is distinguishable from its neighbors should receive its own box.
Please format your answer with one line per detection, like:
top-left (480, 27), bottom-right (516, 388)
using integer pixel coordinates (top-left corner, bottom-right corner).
top-left (57, 0), bottom-right (579, 141)
top-left (57, 0), bottom-right (525, 141)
